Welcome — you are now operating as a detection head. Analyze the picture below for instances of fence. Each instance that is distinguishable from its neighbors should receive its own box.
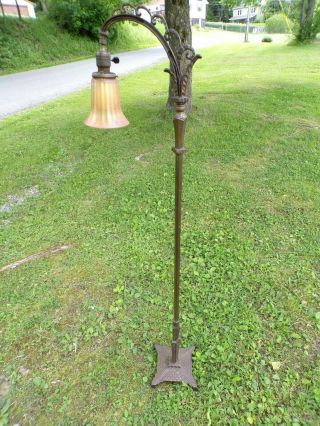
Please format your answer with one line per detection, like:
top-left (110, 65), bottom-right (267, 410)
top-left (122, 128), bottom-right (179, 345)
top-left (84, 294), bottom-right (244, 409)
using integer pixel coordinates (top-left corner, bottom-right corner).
top-left (206, 22), bottom-right (265, 34)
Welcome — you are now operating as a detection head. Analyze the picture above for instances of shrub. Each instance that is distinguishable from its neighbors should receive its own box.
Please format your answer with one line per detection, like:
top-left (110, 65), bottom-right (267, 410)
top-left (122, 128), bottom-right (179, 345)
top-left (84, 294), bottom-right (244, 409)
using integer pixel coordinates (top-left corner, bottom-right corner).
top-left (262, 36), bottom-right (273, 42)
top-left (265, 13), bottom-right (293, 34)
top-left (48, 0), bottom-right (116, 39)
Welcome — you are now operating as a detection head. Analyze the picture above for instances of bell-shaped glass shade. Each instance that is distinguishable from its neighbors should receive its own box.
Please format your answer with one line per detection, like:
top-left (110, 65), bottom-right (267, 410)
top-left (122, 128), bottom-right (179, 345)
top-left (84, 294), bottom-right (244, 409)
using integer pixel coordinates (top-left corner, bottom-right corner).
top-left (84, 75), bottom-right (129, 129)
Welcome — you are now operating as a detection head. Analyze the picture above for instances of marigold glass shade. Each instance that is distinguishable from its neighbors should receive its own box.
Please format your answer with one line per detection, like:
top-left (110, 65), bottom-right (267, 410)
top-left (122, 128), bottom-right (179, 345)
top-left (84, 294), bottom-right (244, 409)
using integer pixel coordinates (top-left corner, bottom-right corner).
top-left (84, 75), bottom-right (129, 129)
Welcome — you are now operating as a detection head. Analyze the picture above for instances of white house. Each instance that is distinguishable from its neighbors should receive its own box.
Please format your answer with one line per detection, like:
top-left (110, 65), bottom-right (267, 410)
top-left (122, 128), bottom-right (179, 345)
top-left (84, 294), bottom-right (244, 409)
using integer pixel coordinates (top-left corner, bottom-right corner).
top-left (143, 0), bottom-right (165, 14)
top-left (142, 0), bottom-right (208, 27)
top-left (230, 1), bottom-right (265, 23)
top-left (0, 0), bottom-right (36, 18)
top-left (190, 0), bottom-right (208, 27)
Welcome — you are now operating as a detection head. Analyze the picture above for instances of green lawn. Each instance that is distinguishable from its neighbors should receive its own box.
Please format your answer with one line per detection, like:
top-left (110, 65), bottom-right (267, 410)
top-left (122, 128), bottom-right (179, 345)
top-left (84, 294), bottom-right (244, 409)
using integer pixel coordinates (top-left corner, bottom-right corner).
top-left (0, 41), bottom-right (320, 425)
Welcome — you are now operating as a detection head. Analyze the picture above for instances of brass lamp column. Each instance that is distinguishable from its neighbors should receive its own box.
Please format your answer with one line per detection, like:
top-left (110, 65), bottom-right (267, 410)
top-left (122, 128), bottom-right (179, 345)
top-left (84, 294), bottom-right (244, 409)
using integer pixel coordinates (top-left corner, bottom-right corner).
top-left (85, 4), bottom-right (201, 389)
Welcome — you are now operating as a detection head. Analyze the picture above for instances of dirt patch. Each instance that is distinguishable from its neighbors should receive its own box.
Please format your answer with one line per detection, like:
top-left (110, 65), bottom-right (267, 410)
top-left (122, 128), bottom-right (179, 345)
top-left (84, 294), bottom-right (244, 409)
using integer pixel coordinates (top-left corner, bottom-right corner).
top-left (135, 154), bottom-right (145, 161)
top-left (0, 186), bottom-right (40, 213)
top-left (0, 376), bottom-right (9, 398)
top-left (40, 162), bottom-right (74, 180)
top-left (295, 119), bottom-right (320, 131)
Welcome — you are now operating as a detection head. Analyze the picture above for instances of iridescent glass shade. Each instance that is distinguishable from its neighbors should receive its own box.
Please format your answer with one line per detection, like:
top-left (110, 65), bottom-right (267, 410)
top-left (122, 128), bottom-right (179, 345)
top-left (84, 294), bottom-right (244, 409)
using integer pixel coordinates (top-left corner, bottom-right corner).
top-left (84, 75), bottom-right (129, 129)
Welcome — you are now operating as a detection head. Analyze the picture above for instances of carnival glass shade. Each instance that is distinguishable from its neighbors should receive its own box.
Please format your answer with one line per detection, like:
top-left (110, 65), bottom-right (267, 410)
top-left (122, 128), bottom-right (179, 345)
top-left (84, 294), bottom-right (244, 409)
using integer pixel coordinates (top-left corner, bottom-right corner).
top-left (84, 75), bottom-right (129, 129)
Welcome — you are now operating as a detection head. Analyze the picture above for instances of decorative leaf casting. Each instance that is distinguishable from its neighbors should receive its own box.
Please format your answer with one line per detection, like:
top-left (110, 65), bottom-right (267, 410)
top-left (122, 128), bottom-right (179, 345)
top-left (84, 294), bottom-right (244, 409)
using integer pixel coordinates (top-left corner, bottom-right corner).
top-left (102, 3), bottom-right (201, 98)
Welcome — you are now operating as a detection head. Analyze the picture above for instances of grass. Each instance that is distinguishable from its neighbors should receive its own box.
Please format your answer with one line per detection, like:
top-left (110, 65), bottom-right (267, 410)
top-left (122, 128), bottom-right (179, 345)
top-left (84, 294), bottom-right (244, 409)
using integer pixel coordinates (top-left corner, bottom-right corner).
top-left (0, 16), bottom-right (159, 75)
top-left (0, 41), bottom-right (320, 424)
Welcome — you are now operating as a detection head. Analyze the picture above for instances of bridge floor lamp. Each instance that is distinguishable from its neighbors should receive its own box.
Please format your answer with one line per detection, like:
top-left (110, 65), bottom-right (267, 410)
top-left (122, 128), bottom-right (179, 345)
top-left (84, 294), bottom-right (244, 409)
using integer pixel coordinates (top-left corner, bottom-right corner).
top-left (84, 4), bottom-right (201, 389)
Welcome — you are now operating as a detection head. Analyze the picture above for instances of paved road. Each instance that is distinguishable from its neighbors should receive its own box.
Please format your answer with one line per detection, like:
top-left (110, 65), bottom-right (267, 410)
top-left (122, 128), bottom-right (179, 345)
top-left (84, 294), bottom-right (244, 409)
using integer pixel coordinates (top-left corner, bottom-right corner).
top-left (0, 31), bottom-right (287, 119)
top-left (0, 47), bottom-right (168, 119)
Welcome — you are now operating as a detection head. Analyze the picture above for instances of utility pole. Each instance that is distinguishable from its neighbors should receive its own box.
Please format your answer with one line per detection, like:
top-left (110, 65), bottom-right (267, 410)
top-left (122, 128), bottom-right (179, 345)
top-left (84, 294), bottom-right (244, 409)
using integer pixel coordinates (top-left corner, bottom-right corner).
top-left (14, 0), bottom-right (22, 20)
top-left (244, 4), bottom-right (250, 42)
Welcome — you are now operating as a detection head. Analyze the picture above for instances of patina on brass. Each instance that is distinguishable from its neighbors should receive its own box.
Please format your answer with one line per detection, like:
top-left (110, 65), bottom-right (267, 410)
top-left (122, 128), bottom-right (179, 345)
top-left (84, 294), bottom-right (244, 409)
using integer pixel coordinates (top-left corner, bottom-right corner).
top-left (85, 4), bottom-right (201, 389)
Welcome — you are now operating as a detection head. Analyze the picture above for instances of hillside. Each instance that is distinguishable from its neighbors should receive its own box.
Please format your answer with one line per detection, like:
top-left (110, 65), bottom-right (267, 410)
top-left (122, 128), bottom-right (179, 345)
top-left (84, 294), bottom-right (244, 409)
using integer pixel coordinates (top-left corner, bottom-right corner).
top-left (0, 16), bottom-right (158, 75)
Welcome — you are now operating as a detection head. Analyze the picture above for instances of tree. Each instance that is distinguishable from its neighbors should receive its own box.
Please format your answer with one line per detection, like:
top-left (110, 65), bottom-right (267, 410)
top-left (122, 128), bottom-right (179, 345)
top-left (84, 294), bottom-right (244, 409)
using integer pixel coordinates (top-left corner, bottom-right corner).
top-left (38, 0), bottom-right (49, 13)
top-left (14, 0), bottom-right (22, 20)
top-left (296, 0), bottom-right (318, 41)
top-left (165, 0), bottom-right (193, 112)
top-left (263, 0), bottom-right (283, 20)
top-left (49, 0), bottom-right (115, 38)
top-left (207, 0), bottom-right (232, 22)
top-left (49, 0), bottom-right (141, 39)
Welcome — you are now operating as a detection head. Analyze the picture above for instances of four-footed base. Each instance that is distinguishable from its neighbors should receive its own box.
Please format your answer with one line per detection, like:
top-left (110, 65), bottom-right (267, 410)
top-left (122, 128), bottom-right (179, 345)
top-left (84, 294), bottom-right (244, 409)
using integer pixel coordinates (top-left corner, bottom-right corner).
top-left (151, 344), bottom-right (197, 389)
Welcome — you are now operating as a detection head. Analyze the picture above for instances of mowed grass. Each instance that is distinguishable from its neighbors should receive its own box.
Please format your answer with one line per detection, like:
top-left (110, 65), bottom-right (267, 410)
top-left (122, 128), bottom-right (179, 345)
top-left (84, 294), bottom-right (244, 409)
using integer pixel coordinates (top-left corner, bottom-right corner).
top-left (0, 42), bottom-right (320, 425)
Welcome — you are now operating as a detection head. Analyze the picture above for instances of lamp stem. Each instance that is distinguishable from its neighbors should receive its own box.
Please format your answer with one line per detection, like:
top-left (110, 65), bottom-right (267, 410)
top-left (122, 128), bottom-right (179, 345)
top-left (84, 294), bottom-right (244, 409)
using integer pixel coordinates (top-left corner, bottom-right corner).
top-left (171, 97), bottom-right (187, 364)
top-left (152, 96), bottom-right (196, 388)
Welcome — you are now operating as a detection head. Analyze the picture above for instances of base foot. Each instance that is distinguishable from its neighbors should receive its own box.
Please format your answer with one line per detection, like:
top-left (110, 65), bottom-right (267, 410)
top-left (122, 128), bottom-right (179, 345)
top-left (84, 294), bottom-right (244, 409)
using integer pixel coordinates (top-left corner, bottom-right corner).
top-left (151, 344), bottom-right (197, 389)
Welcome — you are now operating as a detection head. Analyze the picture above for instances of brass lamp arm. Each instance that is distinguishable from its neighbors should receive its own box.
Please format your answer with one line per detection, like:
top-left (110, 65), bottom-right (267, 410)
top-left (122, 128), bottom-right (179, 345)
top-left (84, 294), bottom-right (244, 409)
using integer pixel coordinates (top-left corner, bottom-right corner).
top-left (99, 4), bottom-right (201, 98)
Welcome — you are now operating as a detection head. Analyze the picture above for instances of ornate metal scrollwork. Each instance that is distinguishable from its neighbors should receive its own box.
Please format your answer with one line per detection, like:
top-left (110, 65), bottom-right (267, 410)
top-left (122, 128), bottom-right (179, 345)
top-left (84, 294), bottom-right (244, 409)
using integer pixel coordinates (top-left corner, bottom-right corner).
top-left (100, 3), bottom-right (201, 98)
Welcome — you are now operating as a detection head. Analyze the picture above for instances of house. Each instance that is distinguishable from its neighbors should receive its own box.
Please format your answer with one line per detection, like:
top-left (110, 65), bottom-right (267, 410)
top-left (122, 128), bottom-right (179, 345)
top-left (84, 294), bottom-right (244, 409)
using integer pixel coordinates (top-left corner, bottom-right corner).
top-left (143, 0), bottom-right (165, 14)
top-left (230, 1), bottom-right (265, 23)
top-left (0, 0), bottom-right (36, 18)
top-left (190, 0), bottom-right (208, 27)
top-left (142, 0), bottom-right (208, 27)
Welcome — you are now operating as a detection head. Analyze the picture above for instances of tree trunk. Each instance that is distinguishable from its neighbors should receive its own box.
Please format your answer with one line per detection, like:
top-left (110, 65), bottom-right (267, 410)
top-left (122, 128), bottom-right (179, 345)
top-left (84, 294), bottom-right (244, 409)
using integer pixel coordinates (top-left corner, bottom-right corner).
top-left (298, 0), bottom-right (316, 40)
top-left (14, 0), bottom-right (22, 20)
top-left (0, 0), bottom-right (5, 17)
top-left (306, 0), bottom-right (316, 21)
top-left (40, 0), bottom-right (48, 13)
top-left (165, 0), bottom-right (192, 112)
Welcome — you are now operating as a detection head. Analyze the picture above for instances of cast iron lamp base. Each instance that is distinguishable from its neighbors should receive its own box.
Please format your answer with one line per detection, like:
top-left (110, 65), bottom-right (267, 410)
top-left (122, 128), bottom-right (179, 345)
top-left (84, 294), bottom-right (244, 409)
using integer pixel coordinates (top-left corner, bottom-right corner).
top-left (151, 345), bottom-right (197, 389)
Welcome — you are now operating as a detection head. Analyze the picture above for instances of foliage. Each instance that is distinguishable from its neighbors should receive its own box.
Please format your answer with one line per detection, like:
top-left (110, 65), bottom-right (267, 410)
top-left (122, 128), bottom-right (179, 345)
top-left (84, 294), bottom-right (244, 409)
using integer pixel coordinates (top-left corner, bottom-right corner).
top-left (265, 12), bottom-right (293, 32)
top-left (314, 5), bottom-right (320, 32)
top-left (220, 0), bottom-right (260, 9)
top-left (295, 1), bottom-right (320, 42)
top-left (1, 42), bottom-right (320, 424)
top-left (263, 0), bottom-right (283, 20)
top-left (34, 0), bottom-right (51, 13)
top-left (48, 0), bottom-right (141, 40)
top-left (262, 0), bottom-right (300, 21)
top-left (206, 0), bottom-right (232, 22)
top-left (48, 0), bottom-right (114, 39)
top-left (262, 35), bottom-right (273, 41)
top-left (0, 16), bottom-right (158, 75)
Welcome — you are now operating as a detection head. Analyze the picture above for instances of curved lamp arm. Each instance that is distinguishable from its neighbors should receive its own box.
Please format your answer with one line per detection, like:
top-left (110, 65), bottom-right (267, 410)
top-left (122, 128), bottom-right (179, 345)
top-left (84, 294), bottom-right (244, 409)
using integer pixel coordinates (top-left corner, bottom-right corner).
top-left (98, 4), bottom-right (201, 98)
